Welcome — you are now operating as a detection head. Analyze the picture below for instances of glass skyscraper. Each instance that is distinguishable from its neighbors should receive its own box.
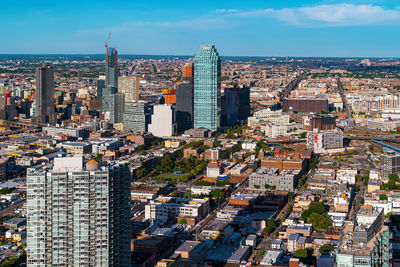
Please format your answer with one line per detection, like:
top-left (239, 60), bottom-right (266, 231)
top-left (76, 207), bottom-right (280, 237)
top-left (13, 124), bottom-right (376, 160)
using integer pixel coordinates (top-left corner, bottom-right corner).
top-left (123, 101), bottom-right (151, 133)
top-left (102, 47), bottom-right (118, 113)
top-left (110, 92), bottom-right (125, 123)
top-left (176, 63), bottom-right (194, 133)
top-left (35, 63), bottom-right (56, 124)
top-left (193, 45), bottom-right (221, 131)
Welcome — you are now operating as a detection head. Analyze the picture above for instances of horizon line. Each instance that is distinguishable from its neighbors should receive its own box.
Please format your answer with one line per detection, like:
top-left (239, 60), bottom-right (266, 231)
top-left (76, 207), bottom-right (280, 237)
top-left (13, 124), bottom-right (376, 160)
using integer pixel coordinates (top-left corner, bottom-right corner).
top-left (0, 53), bottom-right (399, 59)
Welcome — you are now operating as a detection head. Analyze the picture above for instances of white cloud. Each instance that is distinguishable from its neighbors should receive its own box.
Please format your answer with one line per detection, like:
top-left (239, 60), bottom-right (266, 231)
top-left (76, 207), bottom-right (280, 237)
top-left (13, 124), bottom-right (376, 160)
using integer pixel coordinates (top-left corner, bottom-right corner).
top-left (223, 4), bottom-right (400, 26)
top-left (215, 9), bottom-right (238, 13)
top-left (79, 3), bottom-right (400, 37)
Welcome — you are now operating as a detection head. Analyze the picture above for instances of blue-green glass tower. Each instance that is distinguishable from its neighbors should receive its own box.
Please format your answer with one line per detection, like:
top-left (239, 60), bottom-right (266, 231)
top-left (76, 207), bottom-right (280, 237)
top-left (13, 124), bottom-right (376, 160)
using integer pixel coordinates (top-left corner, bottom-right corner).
top-left (194, 45), bottom-right (221, 131)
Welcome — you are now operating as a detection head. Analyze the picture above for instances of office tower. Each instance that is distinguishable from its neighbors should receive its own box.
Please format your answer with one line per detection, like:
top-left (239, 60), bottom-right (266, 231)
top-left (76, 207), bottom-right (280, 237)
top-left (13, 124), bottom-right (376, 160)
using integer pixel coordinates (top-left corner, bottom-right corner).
top-left (109, 93), bottom-right (125, 123)
top-left (123, 101), bottom-right (151, 133)
top-left (238, 86), bottom-right (250, 122)
top-left (221, 86), bottom-right (250, 126)
top-left (27, 157), bottom-right (131, 266)
top-left (194, 45), bottom-right (221, 131)
top-left (222, 87), bottom-right (239, 127)
top-left (176, 63), bottom-right (194, 133)
top-left (97, 76), bottom-right (105, 101)
top-left (148, 104), bottom-right (176, 137)
top-left (176, 82), bottom-right (193, 132)
top-left (102, 47), bottom-right (118, 113)
top-left (35, 63), bottom-right (56, 124)
top-left (118, 76), bottom-right (140, 102)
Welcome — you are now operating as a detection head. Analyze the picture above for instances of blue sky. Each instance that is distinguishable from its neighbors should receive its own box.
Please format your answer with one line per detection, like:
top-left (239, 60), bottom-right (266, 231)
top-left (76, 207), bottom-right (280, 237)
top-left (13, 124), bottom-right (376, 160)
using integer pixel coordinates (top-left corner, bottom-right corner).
top-left (2, 0), bottom-right (400, 57)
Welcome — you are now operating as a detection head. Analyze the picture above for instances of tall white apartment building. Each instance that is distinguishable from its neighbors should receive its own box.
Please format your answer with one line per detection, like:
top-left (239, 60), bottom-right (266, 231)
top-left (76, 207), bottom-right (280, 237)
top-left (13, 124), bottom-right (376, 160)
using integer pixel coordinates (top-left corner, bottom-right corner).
top-left (27, 156), bottom-right (131, 266)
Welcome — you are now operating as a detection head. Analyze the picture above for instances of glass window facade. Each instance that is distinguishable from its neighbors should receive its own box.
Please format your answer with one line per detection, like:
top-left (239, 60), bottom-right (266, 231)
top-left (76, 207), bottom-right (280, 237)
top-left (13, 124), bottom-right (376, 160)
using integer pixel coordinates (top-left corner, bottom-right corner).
top-left (194, 45), bottom-right (221, 131)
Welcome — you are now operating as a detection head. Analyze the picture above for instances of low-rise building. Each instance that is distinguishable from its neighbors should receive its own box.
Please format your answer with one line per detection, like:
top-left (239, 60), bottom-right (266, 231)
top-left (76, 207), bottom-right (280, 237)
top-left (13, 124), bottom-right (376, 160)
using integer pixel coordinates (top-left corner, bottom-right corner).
top-left (56, 141), bottom-right (92, 155)
top-left (145, 197), bottom-right (209, 225)
top-left (249, 168), bottom-right (301, 192)
top-left (205, 149), bottom-right (221, 161)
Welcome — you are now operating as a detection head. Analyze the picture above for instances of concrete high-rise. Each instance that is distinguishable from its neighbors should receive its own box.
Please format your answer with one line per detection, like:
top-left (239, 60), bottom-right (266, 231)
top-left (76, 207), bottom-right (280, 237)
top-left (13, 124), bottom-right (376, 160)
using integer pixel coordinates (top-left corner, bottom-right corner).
top-left (102, 47), bottom-right (118, 113)
top-left (176, 63), bottom-right (194, 133)
top-left (35, 63), bottom-right (56, 124)
top-left (118, 76), bottom-right (140, 102)
top-left (193, 45), bottom-right (221, 131)
top-left (27, 157), bottom-right (131, 266)
top-left (148, 104), bottom-right (176, 137)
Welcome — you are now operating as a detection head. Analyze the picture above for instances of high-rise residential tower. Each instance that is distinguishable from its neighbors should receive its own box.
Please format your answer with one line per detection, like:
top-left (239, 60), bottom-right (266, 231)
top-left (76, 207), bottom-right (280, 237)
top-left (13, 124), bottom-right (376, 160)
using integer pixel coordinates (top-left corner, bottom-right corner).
top-left (118, 76), bottom-right (140, 102)
top-left (102, 47), bottom-right (119, 113)
top-left (148, 104), bottom-right (176, 137)
top-left (27, 157), bottom-right (131, 266)
top-left (176, 62), bottom-right (194, 132)
top-left (193, 45), bottom-right (221, 131)
top-left (35, 63), bottom-right (56, 124)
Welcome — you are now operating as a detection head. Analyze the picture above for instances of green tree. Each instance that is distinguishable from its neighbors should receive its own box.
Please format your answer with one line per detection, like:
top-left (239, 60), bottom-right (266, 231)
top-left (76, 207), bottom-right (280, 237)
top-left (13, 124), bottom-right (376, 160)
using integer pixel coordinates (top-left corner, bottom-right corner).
top-left (301, 201), bottom-right (325, 221)
top-left (293, 249), bottom-right (308, 259)
top-left (160, 155), bottom-right (174, 172)
top-left (360, 197), bottom-right (365, 205)
top-left (355, 184), bottom-right (360, 192)
top-left (355, 174), bottom-right (363, 183)
top-left (288, 192), bottom-right (294, 201)
top-left (319, 244), bottom-right (334, 254)
top-left (178, 218), bottom-right (187, 224)
top-left (306, 212), bottom-right (332, 230)
top-left (210, 189), bottom-right (223, 198)
top-left (300, 132), bottom-right (307, 138)
top-left (0, 187), bottom-right (11, 195)
top-left (267, 219), bottom-right (276, 229)
top-left (170, 191), bottom-right (179, 197)
top-left (213, 140), bottom-right (222, 148)
top-left (379, 194), bottom-right (388, 201)
top-left (137, 144), bottom-right (147, 151)
top-left (93, 154), bottom-right (103, 163)
top-left (195, 180), bottom-right (212, 186)
top-left (388, 173), bottom-right (400, 182)
top-left (257, 140), bottom-right (269, 151)
top-left (309, 158), bottom-right (318, 170)
top-left (364, 176), bottom-right (369, 186)
top-left (136, 168), bottom-right (147, 179)
top-left (216, 181), bottom-right (230, 187)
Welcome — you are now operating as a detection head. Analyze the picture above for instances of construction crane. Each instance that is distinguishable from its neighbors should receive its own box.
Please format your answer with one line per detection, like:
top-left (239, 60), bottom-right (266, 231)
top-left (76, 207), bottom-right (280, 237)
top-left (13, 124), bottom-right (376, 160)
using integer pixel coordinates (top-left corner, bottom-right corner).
top-left (105, 32), bottom-right (111, 56)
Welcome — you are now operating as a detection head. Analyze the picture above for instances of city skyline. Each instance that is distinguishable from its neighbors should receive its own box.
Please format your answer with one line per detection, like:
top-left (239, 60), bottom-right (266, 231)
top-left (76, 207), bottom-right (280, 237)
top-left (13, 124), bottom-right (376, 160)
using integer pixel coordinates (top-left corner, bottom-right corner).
top-left (2, 0), bottom-right (400, 57)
